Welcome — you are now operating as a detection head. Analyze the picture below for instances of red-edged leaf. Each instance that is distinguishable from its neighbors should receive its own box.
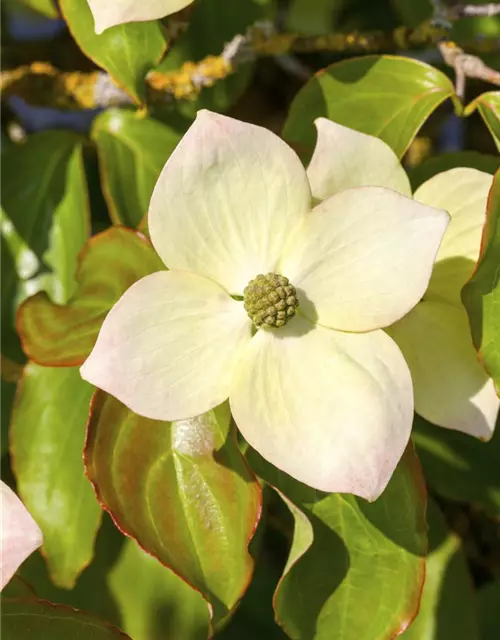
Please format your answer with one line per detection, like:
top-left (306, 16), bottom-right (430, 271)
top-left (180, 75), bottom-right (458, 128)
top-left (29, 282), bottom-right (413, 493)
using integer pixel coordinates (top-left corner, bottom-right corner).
top-left (1, 597), bottom-right (131, 639)
top-left (84, 392), bottom-right (262, 630)
top-left (17, 227), bottom-right (164, 367)
top-left (248, 445), bottom-right (427, 639)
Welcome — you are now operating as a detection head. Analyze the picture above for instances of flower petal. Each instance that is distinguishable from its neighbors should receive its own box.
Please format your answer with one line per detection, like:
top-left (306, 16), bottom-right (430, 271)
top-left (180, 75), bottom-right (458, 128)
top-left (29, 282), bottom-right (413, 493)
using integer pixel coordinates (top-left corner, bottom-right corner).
top-left (280, 186), bottom-right (449, 332)
top-left (230, 316), bottom-right (413, 500)
top-left (81, 270), bottom-right (252, 420)
top-left (1, 481), bottom-right (43, 590)
top-left (414, 168), bottom-right (493, 305)
top-left (149, 110), bottom-right (311, 295)
top-left (387, 300), bottom-right (499, 440)
top-left (307, 118), bottom-right (411, 200)
top-left (87, 0), bottom-right (193, 34)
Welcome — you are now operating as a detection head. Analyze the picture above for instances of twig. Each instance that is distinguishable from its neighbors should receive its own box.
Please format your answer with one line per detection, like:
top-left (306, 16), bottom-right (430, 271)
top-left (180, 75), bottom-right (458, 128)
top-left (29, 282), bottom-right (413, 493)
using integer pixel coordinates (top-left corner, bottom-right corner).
top-left (456, 3), bottom-right (500, 17)
top-left (2, 20), bottom-right (499, 109)
top-left (439, 41), bottom-right (500, 99)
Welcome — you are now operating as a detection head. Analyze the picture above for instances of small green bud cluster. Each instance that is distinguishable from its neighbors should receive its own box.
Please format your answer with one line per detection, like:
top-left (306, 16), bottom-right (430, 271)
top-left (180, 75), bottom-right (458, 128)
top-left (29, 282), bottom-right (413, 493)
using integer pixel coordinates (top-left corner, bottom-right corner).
top-left (244, 273), bottom-right (299, 329)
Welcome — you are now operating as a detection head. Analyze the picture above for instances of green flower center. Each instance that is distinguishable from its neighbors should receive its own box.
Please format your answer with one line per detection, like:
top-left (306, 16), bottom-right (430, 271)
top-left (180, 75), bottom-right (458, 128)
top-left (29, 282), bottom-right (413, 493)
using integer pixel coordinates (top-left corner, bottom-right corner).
top-left (243, 273), bottom-right (299, 329)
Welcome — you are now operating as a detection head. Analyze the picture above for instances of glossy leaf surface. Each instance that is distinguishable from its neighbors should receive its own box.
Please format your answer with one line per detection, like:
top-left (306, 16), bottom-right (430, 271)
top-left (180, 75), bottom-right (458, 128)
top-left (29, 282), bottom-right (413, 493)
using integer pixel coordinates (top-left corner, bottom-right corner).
top-left (10, 364), bottom-right (100, 589)
top-left (1, 598), bottom-right (131, 639)
top-left (18, 227), bottom-right (164, 367)
top-left (249, 446), bottom-right (427, 639)
top-left (85, 393), bottom-right (262, 626)
top-left (284, 55), bottom-right (456, 161)
top-left (91, 110), bottom-right (181, 227)
top-left (402, 500), bottom-right (478, 639)
top-left (1, 132), bottom-right (89, 361)
top-left (462, 170), bottom-right (500, 391)
top-left (59, 0), bottom-right (166, 103)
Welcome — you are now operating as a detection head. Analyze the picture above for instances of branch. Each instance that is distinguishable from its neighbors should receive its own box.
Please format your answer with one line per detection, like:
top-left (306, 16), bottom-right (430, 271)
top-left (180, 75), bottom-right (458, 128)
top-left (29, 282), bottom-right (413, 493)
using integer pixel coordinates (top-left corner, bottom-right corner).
top-left (2, 20), bottom-right (499, 109)
top-left (439, 41), bottom-right (500, 99)
top-left (455, 3), bottom-right (500, 17)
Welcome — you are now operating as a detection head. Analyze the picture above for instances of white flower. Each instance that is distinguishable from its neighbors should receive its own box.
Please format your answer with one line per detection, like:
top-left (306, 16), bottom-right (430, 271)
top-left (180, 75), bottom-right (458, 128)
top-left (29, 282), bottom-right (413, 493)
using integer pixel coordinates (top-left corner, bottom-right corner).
top-left (81, 110), bottom-right (449, 500)
top-left (1, 481), bottom-right (43, 590)
top-left (309, 117), bottom-right (499, 440)
top-left (87, 0), bottom-right (193, 34)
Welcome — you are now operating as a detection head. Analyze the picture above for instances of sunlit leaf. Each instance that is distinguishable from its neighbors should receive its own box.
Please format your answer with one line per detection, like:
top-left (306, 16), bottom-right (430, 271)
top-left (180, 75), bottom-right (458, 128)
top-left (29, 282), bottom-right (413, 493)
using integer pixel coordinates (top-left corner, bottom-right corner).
top-left (10, 364), bottom-right (100, 589)
top-left (18, 227), bottom-right (163, 367)
top-left (284, 55), bottom-right (457, 162)
top-left (1, 598), bottom-right (131, 639)
top-left (91, 109), bottom-right (181, 227)
top-left (108, 539), bottom-right (209, 640)
top-left (84, 392), bottom-right (262, 627)
top-left (19, 516), bottom-right (125, 627)
top-left (462, 169), bottom-right (500, 391)
top-left (248, 446), bottom-right (427, 639)
top-left (1, 132), bottom-right (89, 362)
top-left (402, 500), bottom-right (478, 639)
top-left (59, 0), bottom-right (167, 103)
top-left (465, 92), bottom-right (500, 152)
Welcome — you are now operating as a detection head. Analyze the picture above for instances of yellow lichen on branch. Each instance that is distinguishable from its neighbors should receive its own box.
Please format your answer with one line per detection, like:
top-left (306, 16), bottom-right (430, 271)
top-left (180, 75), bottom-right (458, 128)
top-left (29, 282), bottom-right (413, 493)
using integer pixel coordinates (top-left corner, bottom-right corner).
top-left (1, 62), bottom-right (101, 109)
top-left (148, 56), bottom-right (232, 101)
top-left (2, 21), bottom-right (500, 109)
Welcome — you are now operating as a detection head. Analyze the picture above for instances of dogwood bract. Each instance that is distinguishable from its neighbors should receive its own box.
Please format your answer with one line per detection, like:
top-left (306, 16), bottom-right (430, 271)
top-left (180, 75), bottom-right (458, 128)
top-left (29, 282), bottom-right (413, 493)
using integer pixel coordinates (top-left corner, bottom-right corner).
top-left (1, 481), bottom-right (43, 590)
top-left (309, 117), bottom-right (499, 439)
top-left (87, 0), bottom-right (193, 34)
top-left (81, 111), bottom-right (449, 499)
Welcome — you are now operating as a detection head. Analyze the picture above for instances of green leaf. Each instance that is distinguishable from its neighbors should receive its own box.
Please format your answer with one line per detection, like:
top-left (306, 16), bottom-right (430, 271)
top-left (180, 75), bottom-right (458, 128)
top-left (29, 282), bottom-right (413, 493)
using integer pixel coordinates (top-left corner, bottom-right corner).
top-left (91, 109), bottom-right (181, 227)
top-left (408, 151), bottom-right (499, 191)
top-left (283, 55), bottom-right (457, 162)
top-left (10, 0), bottom-right (58, 18)
top-left (462, 169), bottom-right (500, 391)
top-left (217, 534), bottom-right (288, 640)
top-left (18, 227), bottom-right (164, 367)
top-left (155, 0), bottom-right (272, 117)
top-left (19, 515), bottom-right (125, 627)
top-left (478, 580), bottom-right (500, 640)
top-left (1, 598), bottom-right (131, 639)
top-left (108, 539), bottom-right (209, 640)
top-left (248, 446), bottom-right (427, 639)
top-left (465, 92), bottom-right (500, 152)
top-left (1, 132), bottom-right (89, 361)
top-left (413, 414), bottom-right (500, 515)
top-left (59, 0), bottom-right (167, 104)
top-left (401, 500), bottom-right (478, 639)
top-left (84, 392), bottom-right (262, 627)
top-left (10, 364), bottom-right (101, 589)
top-left (1, 377), bottom-right (17, 455)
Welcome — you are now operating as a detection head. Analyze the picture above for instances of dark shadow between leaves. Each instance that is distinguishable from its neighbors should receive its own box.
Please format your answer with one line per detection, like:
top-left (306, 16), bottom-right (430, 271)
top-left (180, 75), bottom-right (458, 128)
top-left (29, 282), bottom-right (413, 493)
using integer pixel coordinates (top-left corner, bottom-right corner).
top-left (277, 511), bottom-right (349, 640)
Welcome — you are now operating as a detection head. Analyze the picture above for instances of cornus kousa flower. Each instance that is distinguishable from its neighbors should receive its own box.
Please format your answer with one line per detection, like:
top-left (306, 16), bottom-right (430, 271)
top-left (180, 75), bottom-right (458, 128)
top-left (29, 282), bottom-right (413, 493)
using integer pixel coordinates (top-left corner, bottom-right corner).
top-left (87, 0), bottom-right (193, 34)
top-left (1, 481), bottom-right (43, 589)
top-left (81, 110), bottom-right (450, 500)
top-left (308, 118), bottom-right (499, 439)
